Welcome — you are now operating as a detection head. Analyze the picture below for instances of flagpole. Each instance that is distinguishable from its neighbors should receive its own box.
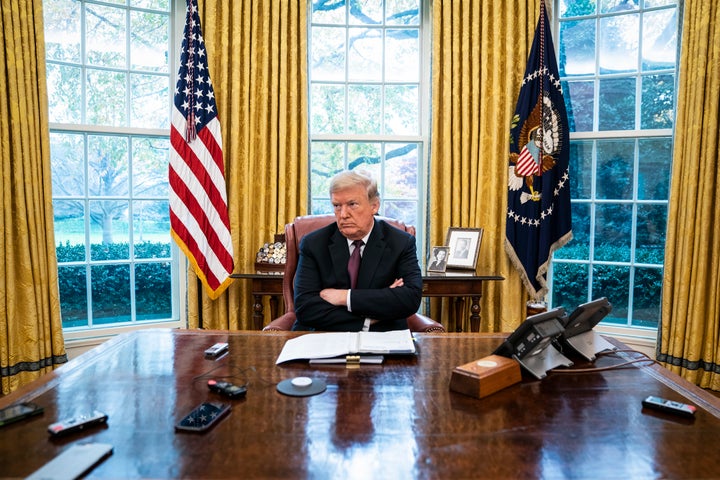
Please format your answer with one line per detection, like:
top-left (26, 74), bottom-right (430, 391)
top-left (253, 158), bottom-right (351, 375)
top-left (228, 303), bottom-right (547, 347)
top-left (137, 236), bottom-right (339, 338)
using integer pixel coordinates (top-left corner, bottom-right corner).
top-left (538, 0), bottom-right (545, 171)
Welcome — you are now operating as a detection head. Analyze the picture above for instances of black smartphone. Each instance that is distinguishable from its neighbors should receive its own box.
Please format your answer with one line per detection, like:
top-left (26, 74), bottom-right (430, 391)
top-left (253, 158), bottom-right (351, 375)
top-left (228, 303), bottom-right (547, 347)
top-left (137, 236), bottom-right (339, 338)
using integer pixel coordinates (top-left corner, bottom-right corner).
top-left (175, 402), bottom-right (231, 433)
top-left (0, 402), bottom-right (44, 427)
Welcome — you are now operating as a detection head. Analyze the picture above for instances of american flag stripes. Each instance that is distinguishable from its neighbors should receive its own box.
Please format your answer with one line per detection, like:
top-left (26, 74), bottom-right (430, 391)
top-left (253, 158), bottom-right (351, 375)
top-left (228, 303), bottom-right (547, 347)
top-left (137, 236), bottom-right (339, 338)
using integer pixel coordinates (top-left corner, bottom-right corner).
top-left (170, 0), bottom-right (234, 299)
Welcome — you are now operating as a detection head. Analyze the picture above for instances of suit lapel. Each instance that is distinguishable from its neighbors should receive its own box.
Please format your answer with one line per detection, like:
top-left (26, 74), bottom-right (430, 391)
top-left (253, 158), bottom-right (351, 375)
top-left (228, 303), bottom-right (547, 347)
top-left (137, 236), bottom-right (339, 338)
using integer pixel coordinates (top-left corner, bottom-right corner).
top-left (329, 228), bottom-right (351, 286)
top-left (358, 221), bottom-right (384, 288)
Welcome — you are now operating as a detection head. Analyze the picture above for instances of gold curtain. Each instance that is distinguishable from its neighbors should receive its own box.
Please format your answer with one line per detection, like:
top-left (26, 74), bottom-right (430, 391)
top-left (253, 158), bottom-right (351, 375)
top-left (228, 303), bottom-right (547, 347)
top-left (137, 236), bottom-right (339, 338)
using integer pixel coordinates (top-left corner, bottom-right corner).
top-left (187, 0), bottom-right (308, 330)
top-left (658, 1), bottom-right (720, 390)
top-left (430, 0), bottom-right (540, 332)
top-left (0, 0), bottom-right (66, 394)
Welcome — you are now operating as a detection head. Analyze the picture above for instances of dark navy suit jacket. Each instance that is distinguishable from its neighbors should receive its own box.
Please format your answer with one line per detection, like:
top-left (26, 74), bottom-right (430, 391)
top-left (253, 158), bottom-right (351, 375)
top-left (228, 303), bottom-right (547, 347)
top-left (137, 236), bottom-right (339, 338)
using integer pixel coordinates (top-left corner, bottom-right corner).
top-left (292, 219), bottom-right (423, 331)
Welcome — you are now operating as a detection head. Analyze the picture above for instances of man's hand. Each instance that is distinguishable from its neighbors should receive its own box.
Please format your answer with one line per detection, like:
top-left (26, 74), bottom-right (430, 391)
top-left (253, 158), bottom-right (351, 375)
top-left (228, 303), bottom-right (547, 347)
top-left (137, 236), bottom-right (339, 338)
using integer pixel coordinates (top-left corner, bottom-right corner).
top-left (320, 288), bottom-right (348, 306)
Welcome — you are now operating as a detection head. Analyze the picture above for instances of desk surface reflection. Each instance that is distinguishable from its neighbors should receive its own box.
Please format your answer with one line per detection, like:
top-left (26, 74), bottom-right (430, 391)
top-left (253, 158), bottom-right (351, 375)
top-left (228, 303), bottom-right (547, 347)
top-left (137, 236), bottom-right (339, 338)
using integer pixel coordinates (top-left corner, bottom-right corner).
top-left (1, 329), bottom-right (720, 479)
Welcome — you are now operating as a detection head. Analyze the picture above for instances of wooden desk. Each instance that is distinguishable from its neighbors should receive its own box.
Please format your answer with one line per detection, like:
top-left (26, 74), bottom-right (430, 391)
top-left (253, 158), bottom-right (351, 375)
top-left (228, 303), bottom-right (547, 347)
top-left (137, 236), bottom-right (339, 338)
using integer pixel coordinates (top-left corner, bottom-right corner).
top-left (2, 329), bottom-right (720, 479)
top-left (231, 272), bottom-right (504, 331)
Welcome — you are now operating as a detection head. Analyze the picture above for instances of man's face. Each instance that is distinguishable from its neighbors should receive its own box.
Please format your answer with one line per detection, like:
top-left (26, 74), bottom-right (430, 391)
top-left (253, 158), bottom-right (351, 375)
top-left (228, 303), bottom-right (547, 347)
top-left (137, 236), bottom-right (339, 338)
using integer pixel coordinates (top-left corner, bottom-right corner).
top-left (437, 250), bottom-right (446, 260)
top-left (332, 184), bottom-right (378, 241)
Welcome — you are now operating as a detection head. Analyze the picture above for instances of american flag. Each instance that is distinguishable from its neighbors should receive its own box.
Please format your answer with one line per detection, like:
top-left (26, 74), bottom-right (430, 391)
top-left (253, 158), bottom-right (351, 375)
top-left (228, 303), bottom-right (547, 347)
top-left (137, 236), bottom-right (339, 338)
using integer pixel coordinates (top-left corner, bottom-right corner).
top-left (170, 0), bottom-right (234, 299)
top-left (515, 144), bottom-right (541, 176)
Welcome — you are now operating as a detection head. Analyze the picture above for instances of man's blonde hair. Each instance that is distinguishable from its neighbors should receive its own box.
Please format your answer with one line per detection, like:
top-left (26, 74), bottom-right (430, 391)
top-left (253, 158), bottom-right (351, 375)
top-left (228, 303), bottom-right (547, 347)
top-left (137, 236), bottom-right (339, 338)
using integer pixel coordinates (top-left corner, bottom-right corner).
top-left (329, 169), bottom-right (379, 202)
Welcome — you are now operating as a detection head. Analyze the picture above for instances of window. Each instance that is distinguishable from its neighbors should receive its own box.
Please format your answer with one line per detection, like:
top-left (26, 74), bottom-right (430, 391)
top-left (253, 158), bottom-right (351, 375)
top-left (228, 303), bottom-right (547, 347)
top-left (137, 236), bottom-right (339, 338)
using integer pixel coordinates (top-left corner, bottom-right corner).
top-left (308, 0), bottom-right (428, 242)
top-left (552, 0), bottom-right (678, 330)
top-left (44, 0), bottom-right (181, 331)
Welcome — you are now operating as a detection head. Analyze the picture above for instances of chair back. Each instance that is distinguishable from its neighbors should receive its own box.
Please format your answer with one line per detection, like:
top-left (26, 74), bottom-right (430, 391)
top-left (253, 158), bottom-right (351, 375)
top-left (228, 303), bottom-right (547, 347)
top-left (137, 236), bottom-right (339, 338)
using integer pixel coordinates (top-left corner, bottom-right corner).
top-left (282, 214), bottom-right (415, 314)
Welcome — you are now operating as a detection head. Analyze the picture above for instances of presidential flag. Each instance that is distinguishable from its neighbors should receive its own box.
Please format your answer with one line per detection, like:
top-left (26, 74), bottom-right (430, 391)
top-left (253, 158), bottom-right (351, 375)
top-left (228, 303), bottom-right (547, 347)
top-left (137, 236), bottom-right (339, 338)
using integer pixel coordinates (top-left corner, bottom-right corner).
top-left (505, 0), bottom-right (572, 300)
top-left (170, 0), bottom-right (234, 299)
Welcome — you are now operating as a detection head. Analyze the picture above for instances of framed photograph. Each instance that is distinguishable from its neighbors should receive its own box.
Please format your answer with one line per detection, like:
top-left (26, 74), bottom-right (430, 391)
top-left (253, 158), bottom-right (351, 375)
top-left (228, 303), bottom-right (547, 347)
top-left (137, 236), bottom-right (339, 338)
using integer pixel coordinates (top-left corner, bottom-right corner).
top-left (427, 246), bottom-right (450, 273)
top-left (445, 228), bottom-right (483, 270)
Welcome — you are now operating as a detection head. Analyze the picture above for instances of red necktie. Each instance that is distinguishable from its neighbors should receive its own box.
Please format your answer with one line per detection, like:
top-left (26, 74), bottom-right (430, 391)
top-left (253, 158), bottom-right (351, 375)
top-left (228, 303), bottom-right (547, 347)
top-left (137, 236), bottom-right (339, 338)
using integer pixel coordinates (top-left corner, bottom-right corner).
top-left (348, 240), bottom-right (364, 289)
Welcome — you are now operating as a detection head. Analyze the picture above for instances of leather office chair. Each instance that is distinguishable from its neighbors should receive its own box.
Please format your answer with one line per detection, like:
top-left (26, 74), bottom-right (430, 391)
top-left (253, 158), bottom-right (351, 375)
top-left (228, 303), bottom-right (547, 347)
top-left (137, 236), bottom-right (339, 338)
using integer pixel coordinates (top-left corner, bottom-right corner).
top-left (263, 214), bottom-right (445, 332)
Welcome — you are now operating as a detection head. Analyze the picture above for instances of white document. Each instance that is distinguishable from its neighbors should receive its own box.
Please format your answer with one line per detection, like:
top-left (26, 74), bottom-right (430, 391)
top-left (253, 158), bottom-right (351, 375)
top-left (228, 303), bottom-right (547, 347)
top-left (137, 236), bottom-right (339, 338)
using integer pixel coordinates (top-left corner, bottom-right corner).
top-left (276, 329), bottom-right (416, 364)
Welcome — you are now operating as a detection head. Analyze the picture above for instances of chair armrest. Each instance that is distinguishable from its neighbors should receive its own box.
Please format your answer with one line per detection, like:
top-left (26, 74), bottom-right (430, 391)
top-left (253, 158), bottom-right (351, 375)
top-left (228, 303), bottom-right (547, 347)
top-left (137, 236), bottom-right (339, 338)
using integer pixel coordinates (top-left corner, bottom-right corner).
top-left (407, 313), bottom-right (445, 333)
top-left (262, 312), bottom-right (296, 331)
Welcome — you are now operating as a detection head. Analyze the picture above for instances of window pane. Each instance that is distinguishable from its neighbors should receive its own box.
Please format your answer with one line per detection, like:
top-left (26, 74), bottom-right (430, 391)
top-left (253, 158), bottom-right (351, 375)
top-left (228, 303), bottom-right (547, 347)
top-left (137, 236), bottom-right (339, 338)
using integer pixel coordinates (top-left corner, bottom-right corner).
top-left (384, 200), bottom-right (417, 225)
top-left (598, 77), bottom-right (635, 130)
top-left (50, 132), bottom-right (85, 197)
top-left (312, 2), bottom-right (346, 24)
top-left (89, 135), bottom-right (129, 197)
top-left (86, 4), bottom-right (126, 68)
top-left (311, 27), bottom-right (346, 81)
top-left (312, 199), bottom-right (333, 215)
top-left (54, 200), bottom-right (86, 260)
top-left (641, 74), bottom-right (674, 129)
top-left (58, 266), bottom-right (88, 328)
top-left (135, 262), bottom-right (172, 320)
top-left (599, 14), bottom-right (638, 73)
top-left (645, 0), bottom-right (676, 7)
top-left (563, 80), bottom-right (594, 132)
top-left (559, 0), bottom-right (595, 17)
top-left (132, 137), bottom-right (170, 197)
top-left (593, 264), bottom-right (630, 324)
top-left (556, 202), bottom-right (590, 260)
top-left (131, 73), bottom-right (169, 128)
top-left (596, 139), bottom-right (634, 200)
top-left (87, 69), bottom-right (127, 126)
top-left (642, 8), bottom-right (677, 71)
top-left (635, 204), bottom-right (667, 264)
top-left (92, 264), bottom-right (131, 324)
top-left (348, 142), bottom-right (381, 169)
top-left (559, 19), bottom-right (595, 76)
top-left (47, 64), bottom-right (82, 124)
top-left (638, 138), bottom-right (672, 200)
top-left (131, 0), bottom-right (170, 9)
top-left (310, 142), bottom-right (345, 194)
top-left (594, 204), bottom-right (632, 262)
top-left (384, 85), bottom-right (418, 134)
top-left (600, 0), bottom-right (638, 14)
top-left (633, 267), bottom-right (662, 328)
top-left (385, 143), bottom-right (418, 198)
top-left (348, 85), bottom-right (381, 134)
top-left (385, 28), bottom-right (419, 82)
top-left (386, 0), bottom-right (419, 25)
top-left (89, 200), bottom-right (129, 255)
top-left (130, 10), bottom-right (169, 72)
top-left (44, 0), bottom-right (81, 63)
top-left (551, 262), bottom-right (590, 309)
top-left (349, 1), bottom-right (382, 25)
top-left (311, 84), bottom-right (345, 134)
top-left (348, 28), bottom-right (382, 81)
top-left (569, 140), bottom-right (593, 199)
top-left (133, 200), bottom-right (171, 254)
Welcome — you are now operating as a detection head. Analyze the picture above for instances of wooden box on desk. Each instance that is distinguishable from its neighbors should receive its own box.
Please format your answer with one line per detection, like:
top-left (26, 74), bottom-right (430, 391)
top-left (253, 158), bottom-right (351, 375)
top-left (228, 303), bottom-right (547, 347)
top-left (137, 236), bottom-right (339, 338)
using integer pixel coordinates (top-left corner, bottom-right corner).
top-left (449, 354), bottom-right (522, 399)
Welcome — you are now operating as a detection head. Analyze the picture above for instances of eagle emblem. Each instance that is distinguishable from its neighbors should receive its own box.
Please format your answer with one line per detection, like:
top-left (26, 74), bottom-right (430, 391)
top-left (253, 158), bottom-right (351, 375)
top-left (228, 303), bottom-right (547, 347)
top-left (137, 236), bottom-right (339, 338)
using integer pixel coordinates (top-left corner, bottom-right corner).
top-left (509, 93), bottom-right (563, 203)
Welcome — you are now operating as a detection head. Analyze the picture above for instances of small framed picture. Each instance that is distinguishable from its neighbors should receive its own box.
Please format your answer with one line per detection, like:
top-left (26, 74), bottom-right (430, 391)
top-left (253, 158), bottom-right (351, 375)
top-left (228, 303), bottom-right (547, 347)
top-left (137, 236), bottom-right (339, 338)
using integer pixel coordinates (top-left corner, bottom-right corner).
top-left (445, 227), bottom-right (483, 270)
top-left (427, 246), bottom-right (450, 273)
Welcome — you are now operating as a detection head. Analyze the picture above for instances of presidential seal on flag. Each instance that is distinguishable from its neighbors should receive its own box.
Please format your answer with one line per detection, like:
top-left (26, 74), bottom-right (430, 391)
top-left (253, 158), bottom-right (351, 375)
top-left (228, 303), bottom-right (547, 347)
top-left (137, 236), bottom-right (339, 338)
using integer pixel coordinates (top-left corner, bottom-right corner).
top-left (505, 0), bottom-right (572, 301)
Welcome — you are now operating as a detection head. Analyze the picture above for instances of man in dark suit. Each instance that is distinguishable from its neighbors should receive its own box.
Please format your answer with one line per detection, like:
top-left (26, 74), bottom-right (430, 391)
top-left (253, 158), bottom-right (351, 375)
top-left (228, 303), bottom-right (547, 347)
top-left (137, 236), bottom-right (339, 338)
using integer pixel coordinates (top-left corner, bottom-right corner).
top-left (292, 170), bottom-right (423, 331)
